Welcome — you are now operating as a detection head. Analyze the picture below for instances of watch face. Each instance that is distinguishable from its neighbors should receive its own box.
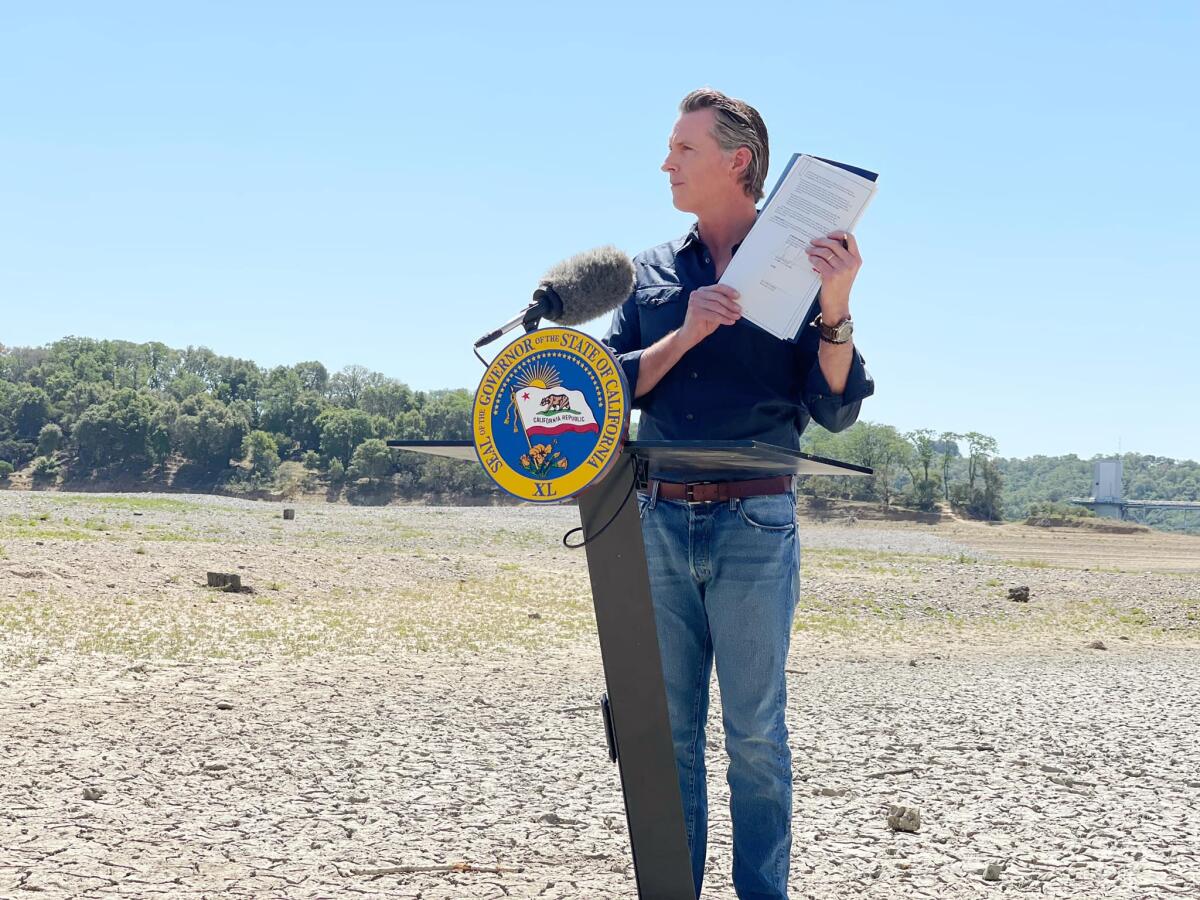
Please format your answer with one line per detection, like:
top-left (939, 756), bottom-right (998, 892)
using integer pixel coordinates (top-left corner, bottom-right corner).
top-left (834, 322), bottom-right (853, 341)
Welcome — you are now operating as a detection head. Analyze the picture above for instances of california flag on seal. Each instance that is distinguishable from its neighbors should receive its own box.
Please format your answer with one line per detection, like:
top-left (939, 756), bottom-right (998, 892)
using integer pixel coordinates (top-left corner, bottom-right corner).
top-left (514, 387), bottom-right (600, 437)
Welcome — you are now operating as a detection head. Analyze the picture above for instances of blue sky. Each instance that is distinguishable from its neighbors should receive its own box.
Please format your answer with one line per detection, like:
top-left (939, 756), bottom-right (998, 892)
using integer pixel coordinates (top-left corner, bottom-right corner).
top-left (2, 2), bottom-right (1197, 460)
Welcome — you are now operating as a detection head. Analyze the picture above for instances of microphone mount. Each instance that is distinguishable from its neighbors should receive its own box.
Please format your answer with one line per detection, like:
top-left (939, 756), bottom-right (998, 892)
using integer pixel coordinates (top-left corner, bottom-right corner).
top-left (473, 284), bottom-right (564, 350)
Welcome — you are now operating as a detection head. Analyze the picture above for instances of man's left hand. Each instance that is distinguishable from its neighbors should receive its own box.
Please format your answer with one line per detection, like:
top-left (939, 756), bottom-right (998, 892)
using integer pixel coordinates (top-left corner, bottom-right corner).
top-left (807, 230), bottom-right (861, 318)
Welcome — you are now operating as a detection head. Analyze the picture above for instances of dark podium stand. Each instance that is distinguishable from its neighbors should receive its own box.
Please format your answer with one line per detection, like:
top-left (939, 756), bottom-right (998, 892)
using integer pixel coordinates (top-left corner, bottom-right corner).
top-left (388, 440), bottom-right (871, 899)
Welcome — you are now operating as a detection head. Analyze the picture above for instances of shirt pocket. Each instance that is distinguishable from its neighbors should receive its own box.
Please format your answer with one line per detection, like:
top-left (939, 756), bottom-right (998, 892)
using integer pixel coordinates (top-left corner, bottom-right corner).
top-left (634, 284), bottom-right (686, 344)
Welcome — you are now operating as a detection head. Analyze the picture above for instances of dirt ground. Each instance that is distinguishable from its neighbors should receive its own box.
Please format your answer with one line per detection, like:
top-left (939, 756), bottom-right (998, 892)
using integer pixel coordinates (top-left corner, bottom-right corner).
top-left (2, 491), bottom-right (1199, 898)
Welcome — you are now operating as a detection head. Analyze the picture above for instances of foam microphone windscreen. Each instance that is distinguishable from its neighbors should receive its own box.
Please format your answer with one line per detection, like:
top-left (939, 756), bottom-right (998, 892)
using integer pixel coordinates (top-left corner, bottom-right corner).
top-left (540, 245), bottom-right (635, 326)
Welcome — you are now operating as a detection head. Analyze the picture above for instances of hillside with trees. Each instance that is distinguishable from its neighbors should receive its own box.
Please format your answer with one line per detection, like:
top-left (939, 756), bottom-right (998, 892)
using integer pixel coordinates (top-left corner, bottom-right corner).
top-left (1, 337), bottom-right (1196, 531)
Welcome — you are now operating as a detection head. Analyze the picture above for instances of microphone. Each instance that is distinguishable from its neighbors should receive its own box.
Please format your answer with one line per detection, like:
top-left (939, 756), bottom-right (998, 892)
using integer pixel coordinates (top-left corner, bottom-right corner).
top-left (474, 245), bottom-right (635, 349)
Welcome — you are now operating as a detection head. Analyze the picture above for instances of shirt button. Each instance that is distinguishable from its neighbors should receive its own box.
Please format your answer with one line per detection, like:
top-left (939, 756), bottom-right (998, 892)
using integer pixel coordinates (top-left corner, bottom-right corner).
top-left (686, 413), bottom-right (695, 421)
top-left (703, 255), bottom-right (711, 264)
top-left (690, 371), bottom-right (698, 379)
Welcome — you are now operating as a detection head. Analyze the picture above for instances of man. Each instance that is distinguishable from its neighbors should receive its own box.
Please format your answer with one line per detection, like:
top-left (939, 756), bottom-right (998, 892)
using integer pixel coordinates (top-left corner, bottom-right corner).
top-left (603, 88), bottom-right (874, 899)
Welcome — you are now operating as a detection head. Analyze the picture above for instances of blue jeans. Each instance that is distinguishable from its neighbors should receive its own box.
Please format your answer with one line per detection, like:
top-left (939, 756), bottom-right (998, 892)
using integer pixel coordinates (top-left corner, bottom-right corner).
top-left (638, 488), bottom-right (800, 900)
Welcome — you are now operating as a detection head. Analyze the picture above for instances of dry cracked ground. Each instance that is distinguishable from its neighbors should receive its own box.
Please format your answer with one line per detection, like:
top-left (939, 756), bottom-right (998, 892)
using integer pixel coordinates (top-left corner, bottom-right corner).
top-left (1, 490), bottom-right (1199, 899)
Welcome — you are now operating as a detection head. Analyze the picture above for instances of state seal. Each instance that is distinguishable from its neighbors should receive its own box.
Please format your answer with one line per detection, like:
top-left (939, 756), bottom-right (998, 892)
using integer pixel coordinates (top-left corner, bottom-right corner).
top-left (472, 327), bottom-right (630, 503)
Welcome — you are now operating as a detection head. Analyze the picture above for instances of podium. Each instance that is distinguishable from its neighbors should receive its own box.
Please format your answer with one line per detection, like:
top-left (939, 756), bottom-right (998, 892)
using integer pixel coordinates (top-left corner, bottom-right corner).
top-left (389, 439), bottom-right (871, 899)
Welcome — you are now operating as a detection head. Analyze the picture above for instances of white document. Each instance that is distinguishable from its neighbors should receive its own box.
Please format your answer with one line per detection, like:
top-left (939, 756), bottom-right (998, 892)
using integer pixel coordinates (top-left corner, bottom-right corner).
top-left (720, 154), bottom-right (878, 341)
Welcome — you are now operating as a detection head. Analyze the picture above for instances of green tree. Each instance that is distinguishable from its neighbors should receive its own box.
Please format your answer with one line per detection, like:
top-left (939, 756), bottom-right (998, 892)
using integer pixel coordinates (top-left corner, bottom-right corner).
top-left (37, 423), bottom-right (63, 457)
top-left (964, 431), bottom-right (998, 492)
top-left (172, 394), bottom-right (249, 471)
top-left (349, 438), bottom-right (394, 481)
top-left (904, 428), bottom-right (939, 510)
top-left (5, 385), bottom-right (50, 439)
top-left (293, 360), bottom-right (329, 394)
top-left (73, 389), bottom-right (163, 470)
top-left (315, 407), bottom-right (376, 466)
top-left (328, 457), bottom-right (346, 482)
top-left (938, 431), bottom-right (961, 501)
top-left (241, 430), bottom-right (281, 482)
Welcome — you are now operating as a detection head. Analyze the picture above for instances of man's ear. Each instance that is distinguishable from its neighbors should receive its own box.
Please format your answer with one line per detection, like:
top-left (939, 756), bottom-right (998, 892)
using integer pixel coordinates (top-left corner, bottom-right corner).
top-left (729, 146), bottom-right (752, 178)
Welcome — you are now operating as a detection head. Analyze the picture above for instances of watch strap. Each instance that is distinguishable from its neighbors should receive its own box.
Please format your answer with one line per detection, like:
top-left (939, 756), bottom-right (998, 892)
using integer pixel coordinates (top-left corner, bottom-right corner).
top-left (812, 313), bottom-right (853, 343)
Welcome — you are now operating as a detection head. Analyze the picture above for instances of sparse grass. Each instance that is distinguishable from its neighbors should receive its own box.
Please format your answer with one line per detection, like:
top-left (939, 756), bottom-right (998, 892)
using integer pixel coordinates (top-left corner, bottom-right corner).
top-left (1010, 558), bottom-right (1053, 569)
top-left (3, 491), bottom-right (1195, 665)
top-left (0, 564), bottom-right (596, 662)
top-left (52, 495), bottom-right (202, 513)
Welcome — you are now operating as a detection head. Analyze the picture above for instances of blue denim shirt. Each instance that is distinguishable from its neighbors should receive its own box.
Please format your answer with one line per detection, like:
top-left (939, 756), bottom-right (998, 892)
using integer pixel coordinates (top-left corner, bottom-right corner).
top-left (602, 223), bottom-right (874, 481)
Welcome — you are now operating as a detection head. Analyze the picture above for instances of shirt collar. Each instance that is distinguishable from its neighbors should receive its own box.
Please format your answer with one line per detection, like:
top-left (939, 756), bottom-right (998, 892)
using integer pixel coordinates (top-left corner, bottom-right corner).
top-left (679, 221), bottom-right (703, 252)
top-left (678, 210), bottom-right (762, 256)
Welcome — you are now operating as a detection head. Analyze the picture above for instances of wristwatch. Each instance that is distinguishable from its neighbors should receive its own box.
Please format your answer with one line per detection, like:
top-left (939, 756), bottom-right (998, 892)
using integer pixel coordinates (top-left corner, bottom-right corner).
top-left (812, 313), bottom-right (854, 344)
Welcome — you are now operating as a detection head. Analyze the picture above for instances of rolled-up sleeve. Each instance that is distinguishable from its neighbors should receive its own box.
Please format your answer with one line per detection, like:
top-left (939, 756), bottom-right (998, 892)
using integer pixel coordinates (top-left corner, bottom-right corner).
top-left (794, 296), bottom-right (875, 433)
top-left (802, 346), bottom-right (874, 432)
top-left (602, 296), bottom-right (647, 408)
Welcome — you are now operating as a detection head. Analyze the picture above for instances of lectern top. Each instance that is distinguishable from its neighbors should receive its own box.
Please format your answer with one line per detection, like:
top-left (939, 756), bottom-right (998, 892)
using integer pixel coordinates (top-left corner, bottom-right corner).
top-left (385, 439), bottom-right (872, 478)
top-left (627, 441), bottom-right (872, 478)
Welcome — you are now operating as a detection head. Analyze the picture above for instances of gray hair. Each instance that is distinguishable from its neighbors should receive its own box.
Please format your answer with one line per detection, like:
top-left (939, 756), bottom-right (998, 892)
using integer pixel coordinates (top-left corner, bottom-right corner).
top-left (679, 88), bottom-right (770, 201)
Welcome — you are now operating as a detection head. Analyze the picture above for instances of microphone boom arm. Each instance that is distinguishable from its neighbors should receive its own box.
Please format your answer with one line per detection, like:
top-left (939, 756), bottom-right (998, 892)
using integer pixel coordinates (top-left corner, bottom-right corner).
top-left (472, 285), bottom-right (563, 349)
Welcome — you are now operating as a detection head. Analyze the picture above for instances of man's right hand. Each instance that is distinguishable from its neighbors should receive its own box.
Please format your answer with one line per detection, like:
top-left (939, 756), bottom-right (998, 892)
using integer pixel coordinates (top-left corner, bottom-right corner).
top-left (678, 284), bottom-right (742, 348)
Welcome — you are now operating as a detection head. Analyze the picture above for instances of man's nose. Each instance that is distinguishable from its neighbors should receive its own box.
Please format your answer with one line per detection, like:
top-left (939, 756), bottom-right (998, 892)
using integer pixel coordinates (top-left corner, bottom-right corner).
top-left (661, 156), bottom-right (674, 172)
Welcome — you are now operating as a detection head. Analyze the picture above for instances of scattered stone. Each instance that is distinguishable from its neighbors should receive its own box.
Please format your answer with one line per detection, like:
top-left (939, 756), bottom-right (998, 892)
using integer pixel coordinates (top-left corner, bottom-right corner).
top-left (82, 787), bottom-right (105, 801)
top-left (908, 659), bottom-right (918, 667)
top-left (528, 612), bottom-right (542, 620)
top-left (813, 787), bottom-right (850, 797)
top-left (1007, 585), bottom-right (1030, 602)
top-left (886, 804), bottom-right (921, 833)
top-left (983, 862), bottom-right (1003, 881)
top-left (202, 762), bottom-right (230, 772)
top-left (215, 700), bottom-right (234, 710)
top-left (1086, 639), bottom-right (1108, 650)
top-left (283, 508), bottom-right (295, 520)
top-left (537, 812), bottom-right (583, 826)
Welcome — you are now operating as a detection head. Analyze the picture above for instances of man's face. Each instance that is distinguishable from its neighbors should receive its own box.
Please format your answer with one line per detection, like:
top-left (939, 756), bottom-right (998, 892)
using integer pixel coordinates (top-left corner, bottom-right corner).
top-left (661, 108), bottom-right (742, 213)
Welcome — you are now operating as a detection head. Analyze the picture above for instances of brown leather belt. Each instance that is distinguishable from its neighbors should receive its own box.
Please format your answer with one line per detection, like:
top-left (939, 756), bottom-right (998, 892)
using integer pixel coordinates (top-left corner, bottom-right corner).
top-left (649, 475), bottom-right (793, 504)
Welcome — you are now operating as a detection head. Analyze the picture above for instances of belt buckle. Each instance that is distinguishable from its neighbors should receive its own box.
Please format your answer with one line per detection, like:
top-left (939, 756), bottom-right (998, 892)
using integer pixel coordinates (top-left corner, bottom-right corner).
top-left (685, 482), bottom-right (715, 503)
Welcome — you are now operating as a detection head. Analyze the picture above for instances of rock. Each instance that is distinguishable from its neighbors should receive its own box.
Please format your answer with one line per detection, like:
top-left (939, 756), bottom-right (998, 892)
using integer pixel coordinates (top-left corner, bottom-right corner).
top-left (537, 811), bottom-right (583, 826)
top-left (215, 700), bottom-right (234, 710)
top-left (1007, 585), bottom-right (1030, 602)
top-left (886, 804), bottom-right (921, 833)
top-left (1086, 639), bottom-right (1107, 650)
top-left (983, 862), bottom-right (1003, 881)
top-left (528, 612), bottom-right (542, 620)
top-left (82, 787), bottom-right (105, 801)
top-left (202, 762), bottom-right (230, 772)
top-left (813, 787), bottom-right (850, 797)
